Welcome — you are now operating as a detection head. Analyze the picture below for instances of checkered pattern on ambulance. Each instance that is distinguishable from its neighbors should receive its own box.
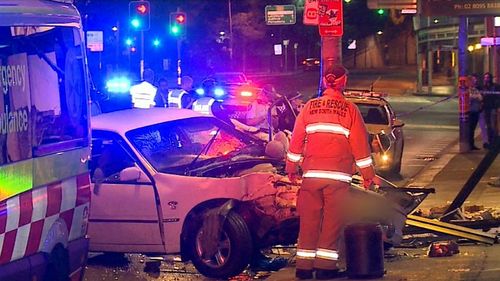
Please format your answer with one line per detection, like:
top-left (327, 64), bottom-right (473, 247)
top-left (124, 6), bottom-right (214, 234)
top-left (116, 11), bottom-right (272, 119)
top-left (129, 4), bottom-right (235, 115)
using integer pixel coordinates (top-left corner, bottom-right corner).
top-left (0, 173), bottom-right (91, 264)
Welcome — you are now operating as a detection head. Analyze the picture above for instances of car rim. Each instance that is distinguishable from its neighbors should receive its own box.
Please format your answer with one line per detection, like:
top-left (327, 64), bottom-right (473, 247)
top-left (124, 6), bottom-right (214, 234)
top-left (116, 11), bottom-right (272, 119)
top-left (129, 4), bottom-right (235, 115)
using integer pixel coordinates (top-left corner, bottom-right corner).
top-left (195, 229), bottom-right (232, 268)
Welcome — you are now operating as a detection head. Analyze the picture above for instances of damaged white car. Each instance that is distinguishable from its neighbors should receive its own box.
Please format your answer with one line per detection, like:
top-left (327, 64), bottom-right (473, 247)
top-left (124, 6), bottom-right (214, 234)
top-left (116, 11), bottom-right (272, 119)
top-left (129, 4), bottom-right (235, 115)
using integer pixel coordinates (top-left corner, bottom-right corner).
top-left (88, 108), bottom-right (299, 278)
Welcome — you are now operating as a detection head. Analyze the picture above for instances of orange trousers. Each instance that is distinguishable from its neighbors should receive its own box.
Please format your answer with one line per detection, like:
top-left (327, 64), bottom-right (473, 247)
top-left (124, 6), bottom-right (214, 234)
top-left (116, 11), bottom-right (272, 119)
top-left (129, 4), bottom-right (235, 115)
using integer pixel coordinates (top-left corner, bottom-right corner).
top-left (296, 178), bottom-right (349, 270)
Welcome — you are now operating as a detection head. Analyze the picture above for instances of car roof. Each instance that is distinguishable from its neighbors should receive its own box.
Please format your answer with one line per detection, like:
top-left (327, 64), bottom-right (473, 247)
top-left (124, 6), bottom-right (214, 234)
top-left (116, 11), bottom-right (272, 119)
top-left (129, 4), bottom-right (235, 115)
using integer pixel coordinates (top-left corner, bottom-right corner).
top-left (0, 0), bottom-right (81, 27)
top-left (91, 108), bottom-right (205, 135)
top-left (346, 96), bottom-right (387, 106)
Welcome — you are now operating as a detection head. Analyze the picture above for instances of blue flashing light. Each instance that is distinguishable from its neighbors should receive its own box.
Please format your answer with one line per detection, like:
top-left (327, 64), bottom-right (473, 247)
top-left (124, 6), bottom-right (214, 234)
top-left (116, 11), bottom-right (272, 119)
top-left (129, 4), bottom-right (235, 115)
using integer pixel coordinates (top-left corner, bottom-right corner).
top-left (195, 88), bottom-right (205, 96)
top-left (125, 38), bottom-right (133, 46)
top-left (214, 87), bottom-right (225, 97)
top-left (106, 77), bottom-right (131, 94)
top-left (131, 18), bottom-right (141, 28)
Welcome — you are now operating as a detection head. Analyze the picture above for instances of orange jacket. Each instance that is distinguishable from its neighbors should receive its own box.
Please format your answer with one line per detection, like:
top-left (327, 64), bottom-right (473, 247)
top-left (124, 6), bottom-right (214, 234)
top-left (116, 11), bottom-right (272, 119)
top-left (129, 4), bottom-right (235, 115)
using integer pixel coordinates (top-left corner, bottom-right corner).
top-left (286, 89), bottom-right (375, 183)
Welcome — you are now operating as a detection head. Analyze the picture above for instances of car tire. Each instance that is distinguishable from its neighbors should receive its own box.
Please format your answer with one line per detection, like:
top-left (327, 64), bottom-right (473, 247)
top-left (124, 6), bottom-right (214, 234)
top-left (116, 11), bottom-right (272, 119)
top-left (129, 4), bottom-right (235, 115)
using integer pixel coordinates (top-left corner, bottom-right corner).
top-left (190, 211), bottom-right (253, 279)
top-left (43, 244), bottom-right (70, 281)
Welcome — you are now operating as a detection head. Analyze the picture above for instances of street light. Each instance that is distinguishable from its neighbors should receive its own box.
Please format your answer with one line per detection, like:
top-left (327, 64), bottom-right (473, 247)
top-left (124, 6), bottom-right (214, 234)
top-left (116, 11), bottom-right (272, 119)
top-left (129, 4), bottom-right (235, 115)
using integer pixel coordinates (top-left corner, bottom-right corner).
top-left (153, 38), bottom-right (161, 47)
top-left (125, 38), bottom-right (133, 46)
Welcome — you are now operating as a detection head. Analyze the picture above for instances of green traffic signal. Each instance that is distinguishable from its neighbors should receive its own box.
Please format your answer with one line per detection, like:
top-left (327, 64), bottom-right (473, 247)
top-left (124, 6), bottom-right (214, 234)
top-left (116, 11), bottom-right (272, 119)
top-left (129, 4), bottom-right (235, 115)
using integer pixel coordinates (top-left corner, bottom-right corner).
top-left (131, 18), bottom-right (141, 28)
top-left (377, 9), bottom-right (385, 15)
top-left (170, 25), bottom-right (180, 35)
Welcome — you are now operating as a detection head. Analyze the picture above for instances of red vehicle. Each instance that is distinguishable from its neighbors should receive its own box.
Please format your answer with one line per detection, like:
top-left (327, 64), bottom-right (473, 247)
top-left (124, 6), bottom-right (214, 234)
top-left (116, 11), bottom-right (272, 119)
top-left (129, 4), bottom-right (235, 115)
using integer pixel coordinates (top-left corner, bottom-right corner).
top-left (0, 1), bottom-right (92, 280)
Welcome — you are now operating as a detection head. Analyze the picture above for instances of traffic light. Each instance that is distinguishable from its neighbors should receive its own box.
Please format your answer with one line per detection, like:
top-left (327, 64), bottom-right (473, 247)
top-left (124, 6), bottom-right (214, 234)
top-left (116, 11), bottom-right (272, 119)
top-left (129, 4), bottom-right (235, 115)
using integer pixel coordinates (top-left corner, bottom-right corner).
top-left (377, 9), bottom-right (386, 16)
top-left (129, 1), bottom-right (150, 31)
top-left (169, 12), bottom-right (187, 37)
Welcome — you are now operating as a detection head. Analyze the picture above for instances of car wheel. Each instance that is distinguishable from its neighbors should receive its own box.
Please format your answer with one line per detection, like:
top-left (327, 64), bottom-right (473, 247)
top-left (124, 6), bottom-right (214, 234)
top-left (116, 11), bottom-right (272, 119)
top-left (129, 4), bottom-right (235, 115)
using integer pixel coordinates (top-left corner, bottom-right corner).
top-left (43, 244), bottom-right (70, 281)
top-left (190, 211), bottom-right (253, 279)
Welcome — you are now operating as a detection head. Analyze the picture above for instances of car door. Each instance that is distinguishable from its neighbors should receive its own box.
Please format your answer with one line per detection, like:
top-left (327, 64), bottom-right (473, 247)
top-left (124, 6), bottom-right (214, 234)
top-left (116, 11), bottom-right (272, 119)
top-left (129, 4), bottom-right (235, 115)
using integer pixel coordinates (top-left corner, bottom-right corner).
top-left (88, 131), bottom-right (164, 253)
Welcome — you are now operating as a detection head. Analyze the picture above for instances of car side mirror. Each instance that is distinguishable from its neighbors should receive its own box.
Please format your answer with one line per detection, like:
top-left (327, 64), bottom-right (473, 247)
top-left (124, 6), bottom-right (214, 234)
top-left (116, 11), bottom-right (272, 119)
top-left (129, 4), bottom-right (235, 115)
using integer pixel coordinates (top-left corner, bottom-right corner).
top-left (393, 119), bottom-right (405, 127)
top-left (119, 166), bottom-right (147, 182)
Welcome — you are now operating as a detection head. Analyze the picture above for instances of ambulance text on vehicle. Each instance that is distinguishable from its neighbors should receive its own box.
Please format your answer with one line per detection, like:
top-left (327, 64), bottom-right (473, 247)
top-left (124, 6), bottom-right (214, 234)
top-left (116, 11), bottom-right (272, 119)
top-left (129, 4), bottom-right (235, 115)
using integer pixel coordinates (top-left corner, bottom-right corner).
top-left (0, 1), bottom-right (91, 280)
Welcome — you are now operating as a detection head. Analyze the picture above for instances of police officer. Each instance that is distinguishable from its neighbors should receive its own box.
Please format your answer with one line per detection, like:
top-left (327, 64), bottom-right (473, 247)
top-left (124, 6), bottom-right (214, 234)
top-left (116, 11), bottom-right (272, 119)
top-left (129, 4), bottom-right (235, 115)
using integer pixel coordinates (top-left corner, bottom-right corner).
top-left (130, 68), bottom-right (157, 109)
top-left (286, 65), bottom-right (375, 280)
top-left (168, 76), bottom-right (196, 109)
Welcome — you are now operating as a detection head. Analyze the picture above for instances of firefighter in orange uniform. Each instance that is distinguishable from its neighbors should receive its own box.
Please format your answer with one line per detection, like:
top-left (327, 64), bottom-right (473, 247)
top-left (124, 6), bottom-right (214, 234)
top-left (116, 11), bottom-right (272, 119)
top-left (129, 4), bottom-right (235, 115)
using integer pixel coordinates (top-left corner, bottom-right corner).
top-left (286, 65), bottom-right (375, 280)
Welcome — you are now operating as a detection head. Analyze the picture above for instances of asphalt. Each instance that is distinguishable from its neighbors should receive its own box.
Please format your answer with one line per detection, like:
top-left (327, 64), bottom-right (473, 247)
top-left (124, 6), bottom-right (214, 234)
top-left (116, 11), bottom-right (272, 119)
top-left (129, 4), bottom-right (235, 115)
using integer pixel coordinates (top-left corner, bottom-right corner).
top-left (267, 139), bottom-right (500, 281)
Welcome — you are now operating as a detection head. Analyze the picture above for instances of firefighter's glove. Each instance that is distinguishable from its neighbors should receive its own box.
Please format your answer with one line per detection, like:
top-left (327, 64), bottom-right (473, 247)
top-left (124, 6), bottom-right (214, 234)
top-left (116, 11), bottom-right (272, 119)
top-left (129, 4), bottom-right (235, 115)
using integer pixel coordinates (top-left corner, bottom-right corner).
top-left (363, 178), bottom-right (374, 190)
top-left (288, 173), bottom-right (299, 185)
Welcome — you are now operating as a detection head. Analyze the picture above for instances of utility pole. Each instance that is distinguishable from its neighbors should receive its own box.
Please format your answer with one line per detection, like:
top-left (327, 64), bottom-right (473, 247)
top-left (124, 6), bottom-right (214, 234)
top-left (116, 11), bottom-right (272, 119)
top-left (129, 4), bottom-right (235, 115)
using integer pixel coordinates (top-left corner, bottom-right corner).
top-left (319, 37), bottom-right (342, 95)
top-left (228, 0), bottom-right (234, 67)
top-left (458, 16), bottom-right (470, 153)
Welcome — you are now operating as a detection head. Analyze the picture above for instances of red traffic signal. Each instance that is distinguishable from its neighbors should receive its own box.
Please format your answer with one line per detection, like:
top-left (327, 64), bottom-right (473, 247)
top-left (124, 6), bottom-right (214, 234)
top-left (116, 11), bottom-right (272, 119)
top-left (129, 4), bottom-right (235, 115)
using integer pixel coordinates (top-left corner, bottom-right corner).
top-left (136, 3), bottom-right (148, 14)
top-left (176, 13), bottom-right (186, 24)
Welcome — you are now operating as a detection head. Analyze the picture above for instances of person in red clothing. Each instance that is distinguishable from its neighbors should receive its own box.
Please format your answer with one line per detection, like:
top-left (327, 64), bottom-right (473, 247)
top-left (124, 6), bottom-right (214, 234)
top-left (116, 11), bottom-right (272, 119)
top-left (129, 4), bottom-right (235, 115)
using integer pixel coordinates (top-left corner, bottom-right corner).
top-left (286, 65), bottom-right (376, 280)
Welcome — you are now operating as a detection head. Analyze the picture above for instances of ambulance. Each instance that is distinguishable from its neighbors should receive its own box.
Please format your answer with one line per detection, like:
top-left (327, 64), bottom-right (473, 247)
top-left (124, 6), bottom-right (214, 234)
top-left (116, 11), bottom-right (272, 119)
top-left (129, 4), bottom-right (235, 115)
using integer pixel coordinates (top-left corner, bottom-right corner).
top-left (0, 1), bottom-right (91, 280)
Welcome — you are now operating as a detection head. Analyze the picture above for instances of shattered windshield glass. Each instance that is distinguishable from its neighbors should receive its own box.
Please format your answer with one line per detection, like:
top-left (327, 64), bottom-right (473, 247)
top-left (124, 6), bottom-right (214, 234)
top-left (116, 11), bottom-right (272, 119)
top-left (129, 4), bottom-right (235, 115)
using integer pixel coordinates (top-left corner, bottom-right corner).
top-left (126, 117), bottom-right (254, 174)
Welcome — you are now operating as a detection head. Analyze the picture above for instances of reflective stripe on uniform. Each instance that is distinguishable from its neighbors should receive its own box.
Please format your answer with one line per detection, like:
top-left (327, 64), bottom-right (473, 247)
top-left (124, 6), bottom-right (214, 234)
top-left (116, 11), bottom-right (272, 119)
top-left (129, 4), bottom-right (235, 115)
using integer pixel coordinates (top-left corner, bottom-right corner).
top-left (302, 170), bottom-right (352, 182)
top-left (296, 249), bottom-right (316, 259)
top-left (168, 89), bottom-right (187, 108)
top-left (356, 156), bottom-right (373, 168)
top-left (192, 98), bottom-right (215, 115)
top-left (305, 123), bottom-right (350, 137)
top-left (130, 82), bottom-right (157, 109)
top-left (316, 248), bottom-right (339, 260)
top-left (287, 152), bottom-right (302, 162)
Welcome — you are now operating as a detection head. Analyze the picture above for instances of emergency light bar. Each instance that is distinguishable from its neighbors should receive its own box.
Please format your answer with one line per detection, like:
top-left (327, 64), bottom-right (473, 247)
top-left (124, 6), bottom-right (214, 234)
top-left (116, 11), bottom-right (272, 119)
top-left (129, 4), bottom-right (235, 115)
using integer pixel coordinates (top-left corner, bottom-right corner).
top-left (344, 89), bottom-right (387, 98)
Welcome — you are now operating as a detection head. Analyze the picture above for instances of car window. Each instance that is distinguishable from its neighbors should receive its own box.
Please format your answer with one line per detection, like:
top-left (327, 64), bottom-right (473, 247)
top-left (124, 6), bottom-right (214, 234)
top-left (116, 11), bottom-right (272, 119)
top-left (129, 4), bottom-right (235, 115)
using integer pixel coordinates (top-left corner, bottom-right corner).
top-left (356, 103), bottom-right (389, 125)
top-left (90, 131), bottom-right (137, 183)
top-left (126, 117), bottom-right (252, 173)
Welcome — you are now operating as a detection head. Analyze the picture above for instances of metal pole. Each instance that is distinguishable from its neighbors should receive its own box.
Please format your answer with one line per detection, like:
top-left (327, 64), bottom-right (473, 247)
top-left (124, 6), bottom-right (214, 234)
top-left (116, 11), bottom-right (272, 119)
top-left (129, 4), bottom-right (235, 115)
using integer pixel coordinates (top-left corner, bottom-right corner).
top-left (458, 16), bottom-right (470, 153)
top-left (177, 38), bottom-right (181, 86)
top-left (140, 30), bottom-right (144, 80)
top-left (416, 30), bottom-right (422, 93)
top-left (293, 43), bottom-right (299, 71)
top-left (319, 37), bottom-right (342, 96)
top-left (228, 0), bottom-right (234, 66)
top-left (284, 44), bottom-right (288, 72)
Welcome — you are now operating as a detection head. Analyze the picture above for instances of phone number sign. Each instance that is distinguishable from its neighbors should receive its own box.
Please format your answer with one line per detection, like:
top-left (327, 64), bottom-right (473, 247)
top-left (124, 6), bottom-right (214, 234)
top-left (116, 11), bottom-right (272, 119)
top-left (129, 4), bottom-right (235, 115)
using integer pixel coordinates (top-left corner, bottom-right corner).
top-left (421, 0), bottom-right (500, 16)
top-left (318, 0), bottom-right (343, 37)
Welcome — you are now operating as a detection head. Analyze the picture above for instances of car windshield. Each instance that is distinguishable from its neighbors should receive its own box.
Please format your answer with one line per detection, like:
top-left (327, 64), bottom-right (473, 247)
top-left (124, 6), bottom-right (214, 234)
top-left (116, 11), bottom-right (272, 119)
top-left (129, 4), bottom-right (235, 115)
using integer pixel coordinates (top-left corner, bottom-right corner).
top-left (214, 73), bottom-right (247, 84)
top-left (126, 117), bottom-right (253, 173)
top-left (356, 103), bottom-right (389, 125)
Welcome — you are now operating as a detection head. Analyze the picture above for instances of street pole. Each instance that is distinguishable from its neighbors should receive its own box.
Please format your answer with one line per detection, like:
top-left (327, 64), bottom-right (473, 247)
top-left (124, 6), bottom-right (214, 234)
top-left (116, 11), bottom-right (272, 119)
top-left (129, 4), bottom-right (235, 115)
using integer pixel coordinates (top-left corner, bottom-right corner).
top-left (140, 30), bottom-right (144, 80)
top-left (318, 37), bottom-right (342, 96)
top-left (228, 0), bottom-right (233, 67)
top-left (284, 40), bottom-right (289, 72)
top-left (416, 30), bottom-right (422, 93)
top-left (177, 38), bottom-right (181, 86)
top-left (294, 43), bottom-right (298, 71)
top-left (458, 16), bottom-right (470, 153)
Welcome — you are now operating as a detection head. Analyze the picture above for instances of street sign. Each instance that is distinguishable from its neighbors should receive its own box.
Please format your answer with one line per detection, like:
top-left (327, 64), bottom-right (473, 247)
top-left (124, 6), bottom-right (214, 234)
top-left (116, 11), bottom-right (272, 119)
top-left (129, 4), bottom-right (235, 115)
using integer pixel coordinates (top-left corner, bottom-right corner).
top-left (367, 0), bottom-right (416, 10)
top-left (86, 31), bottom-right (103, 52)
top-left (274, 44), bottom-right (283, 55)
top-left (303, 0), bottom-right (319, 25)
top-left (421, 0), bottom-right (500, 16)
top-left (318, 0), bottom-right (343, 37)
top-left (265, 5), bottom-right (296, 25)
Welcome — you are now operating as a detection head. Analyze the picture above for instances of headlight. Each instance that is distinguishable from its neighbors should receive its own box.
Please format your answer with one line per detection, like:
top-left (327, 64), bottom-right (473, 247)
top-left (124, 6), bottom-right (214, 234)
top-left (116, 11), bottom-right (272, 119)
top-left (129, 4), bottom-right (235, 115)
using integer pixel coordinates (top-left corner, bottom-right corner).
top-left (214, 87), bottom-right (225, 97)
top-left (196, 88), bottom-right (205, 95)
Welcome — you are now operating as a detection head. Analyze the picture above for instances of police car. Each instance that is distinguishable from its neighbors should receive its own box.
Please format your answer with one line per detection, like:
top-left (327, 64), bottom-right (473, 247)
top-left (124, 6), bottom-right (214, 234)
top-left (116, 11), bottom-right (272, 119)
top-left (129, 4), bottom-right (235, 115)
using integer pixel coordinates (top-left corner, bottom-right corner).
top-left (345, 90), bottom-right (405, 174)
top-left (195, 72), bottom-right (260, 120)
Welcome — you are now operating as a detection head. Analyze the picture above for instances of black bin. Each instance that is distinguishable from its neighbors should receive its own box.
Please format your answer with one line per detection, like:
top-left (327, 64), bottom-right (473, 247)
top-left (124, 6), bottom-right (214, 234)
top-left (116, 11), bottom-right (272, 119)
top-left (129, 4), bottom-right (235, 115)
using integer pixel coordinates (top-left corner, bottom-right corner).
top-left (344, 223), bottom-right (384, 279)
